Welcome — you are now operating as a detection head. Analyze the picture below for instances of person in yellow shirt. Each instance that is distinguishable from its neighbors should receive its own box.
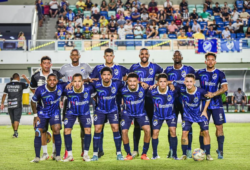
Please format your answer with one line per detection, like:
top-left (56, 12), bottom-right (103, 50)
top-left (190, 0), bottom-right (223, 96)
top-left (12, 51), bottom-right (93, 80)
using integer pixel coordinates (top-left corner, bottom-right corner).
top-left (192, 28), bottom-right (205, 39)
top-left (99, 16), bottom-right (109, 27)
top-left (177, 31), bottom-right (187, 46)
top-left (83, 16), bottom-right (93, 26)
top-left (76, 0), bottom-right (86, 10)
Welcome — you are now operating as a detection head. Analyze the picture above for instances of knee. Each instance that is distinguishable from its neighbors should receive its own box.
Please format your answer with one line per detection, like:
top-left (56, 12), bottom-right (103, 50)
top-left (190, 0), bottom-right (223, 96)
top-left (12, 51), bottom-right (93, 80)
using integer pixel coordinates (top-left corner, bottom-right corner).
top-left (170, 128), bottom-right (176, 137)
top-left (95, 126), bottom-right (102, 133)
top-left (144, 127), bottom-right (151, 136)
top-left (53, 128), bottom-right (61, 135)
top-left (111, 125), bottom-right (119, 132)
top-left (85, 128), bottom-right (91, 134)
top-left (64, 128), bottom-right (71, 135)
top-left (182, 131), bottom-right (189, 138)
top-left (203, 130), bottom-right (209, 137)
top-left (152, 130), bottom-right (159, 139)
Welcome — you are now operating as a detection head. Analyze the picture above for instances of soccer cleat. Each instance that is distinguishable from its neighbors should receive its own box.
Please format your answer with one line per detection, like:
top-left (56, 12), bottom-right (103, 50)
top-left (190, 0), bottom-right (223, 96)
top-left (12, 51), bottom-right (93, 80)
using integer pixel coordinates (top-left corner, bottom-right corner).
top-left (63, 150), bottom-right (68, 160)
top-left (91, 155), bottom-right (98, 161)
top-left (151, 155), bottom-right (160, 160)
top-left (98, 151), bottom-right (104, 158)
top-left (81, 151), bottom-right (84, 157)
top-left (141, 154), bottom-right (150, 160)
top-left (117, 154), bottom-right (124, 161)
top-left (216, 150), bottom-right (224, 159)
top-left (241, 110), bottom-right (245, 113)
top-left (30, 157), bottom-right (40, 163)
top-left (40, 153), bottom-right (49, 161)
top-left (132, 151), bottom-right (139, 158)
top-left (12, 134), bottom-right (17, 138)
top-left (83, 155), bottom-right (91, 162)
top-left (234, 110), bottom-right (238, 113)
top-left (206, 154), bottom-right (213, 161)
top-left (172, 156), bottom-right (180, 160)
top-left (186, 150), bottom-right (192, 158)
top-left (63, 155), bottom-right (74, 162)
top-left (55, 156), bottom-right (62, 162)
top-left (167, 150), bottom-right (173, 158)
top-left (179, 155), bottom-right (187, 160)
top-left (51, 152), bottom-right (56, 160)
top-left (124, 154), bottom-right (133, 160)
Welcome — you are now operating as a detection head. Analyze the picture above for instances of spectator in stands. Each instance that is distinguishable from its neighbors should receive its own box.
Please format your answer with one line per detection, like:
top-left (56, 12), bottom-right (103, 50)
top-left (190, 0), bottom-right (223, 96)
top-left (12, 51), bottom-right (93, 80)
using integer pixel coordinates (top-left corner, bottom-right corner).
top-left (148, 6), bottom-right (159, 13)
top-left (222, 2), bottom-right (230, 12)
top-left (192, 20), bottom-right (201, 32)
top-left (101, 0), bottom-right (108, 11)
top-left (133, 0), bottom-right (141, 9)
top-left (75, 15), bottom-right (83, 27)
top-left (141, 11), bottom-right (149, 22)
top-left (213, 2), bottom-right (221, 16)
top-left (149, 9), bottom-right (157, 18)
top-left (66, 21), bottom-right (74, 34)
top-left (177, 31), bottom-right (187, 46)
top-left (158, 10), bottom-right (166, 20)
top-left (108, 21), bottom-right (117, 35)
top-left (124, 20), bottom-right (133, 34)
top-left (117, 15), bottom-right (126, 26)
top-left (49, 0), bottom-right (59, 18)
top-left (232, 19), bottom-right (244, 33)
top-left (150, 21), bottom-right (159, 30)
top-left (226, 21), bottom-right (234, 32)
top-left (244, 0), bottom-right (250, 9)
top-left (60, 0), bottom-right (69, 9)
top-left (200, 8), bottom-right (211, 22)
top-left (167, 21), bottom-right (178, 34)
top-left (17, 31), bottom-right (26, 50)
top-left (92, 23), bottom-right (100, 34)
top-left (245, 26), bottom-right (250, 37)
top-left (132, 4), bottom-right (139, 12)
top-left (175, 15), bottom-right (182, 28)
top-left (164, 0), bottom-right (172, 8)
top-left (76, 10), bottom-right (84, 19)
top-left (182, 9), bottom-right (190, 21)
top-left (192, 28), bottom-right (205, 39)
top-left (204, 0), bottom-right (212, 10)
top-left (92, 10), bottom-right (100, 23)
top-left (222, 27), bottom-right (231, 38)
top-left (134, 27), bottom-right (143, 39)
top-left (165, 4), bottom-right (173, 19)
top-left (125, 0), bottom-right (133, 10)
top-left (209, 19), bottom-right (219, 31)
top-left (148, 0), bottom-right (157, 8)
top-left (147, 26), bottom-right (159, 39)
top-left (117, 5), bottom-right (124, 13)
top-left (159, 15), bottom-right (167, 27)
top-left (186, 27), bottom-right (193, 38)
top-left (133, 20), bottom-right (144, 30)
top-left (231, 8), bottom-right (240, 22)
top-left (221, 8), bottom-right (231, 22)
top-left (145, 24), bottom-right (151, 35)
top-left (179, 0), bottom-right (188, 14)
top-left (57, 28), bottom-right (66, 39)
top-left (83, 16), bottom-right (93, 27)
top-left (61, 4), bottom-right (68, 15)
top-left (57, 18), bottom-right (66, 31)
top-left (109, 15), bottom-right (117, 24)
top-left (36, 0), bottom-right (43, 27)
top-left (67, 9), bottom-right (75, 21)
top-left (190, 8), bottom-right (199, 20)
top-left (109, 0), bottom-right (117, 11)
top-left (92, 4), bottom-right (99, 13)
top-left (240, 8), bottom-right (250, 25)
top-left (100, 24), bottom-right (107, 38)
top-left (82, 27), bottom-right (93, 39)
top-left (206, 26), bottom-right (217, 37)
top-left (173, 9), bottom-right (181, 20)
top-left (76, 0), bottom-right (85, 10)
top-left (74, 28), bottom-right (82, 39)
top-left (64, 33), bottom-right (75, 47)
top-left (131, 9), bottom-right (141, 22)
top-left (140, 3), bottom-right (148, 13)
top-left (100, 16), bottom-right (109, 26)
top-left (183, 21), bottom-right (191, 33)
top-left (85, 0), bottom-right (93, 11)
top-left (125, 11), bottom-right (132, 20)
top-left (116, 0), bottom-right (123, 8)
top-left (232, 88), bottom-right (247, 112)
top-left (118, 24), bottom-right (126, 39)
top-left (116, 10), bottom-right (123, 20)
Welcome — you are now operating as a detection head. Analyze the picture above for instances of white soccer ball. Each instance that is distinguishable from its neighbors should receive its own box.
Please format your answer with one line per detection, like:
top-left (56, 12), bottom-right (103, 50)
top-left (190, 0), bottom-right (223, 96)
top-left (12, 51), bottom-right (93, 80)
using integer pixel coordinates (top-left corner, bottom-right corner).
top-left (192, 148), bottom-right (205, 161)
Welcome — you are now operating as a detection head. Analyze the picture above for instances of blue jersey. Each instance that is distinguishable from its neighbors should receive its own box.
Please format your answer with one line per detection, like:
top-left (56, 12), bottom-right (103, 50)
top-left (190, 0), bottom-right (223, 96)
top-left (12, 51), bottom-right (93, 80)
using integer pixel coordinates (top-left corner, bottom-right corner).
top-left (147, 87), bottom-right (178, 120)
top-left (91, 80), bottom-right (124, 113)
top-left (63, 84), bottom-right (95, 116)
top-left (32, 83), bottom-right (67, 118)
top-left (120, 84), bottom-right (147, 117)
top-left (195, 68), bottom-right (228, 109)
top-left (90, 64), bottom-right (128, 81)
top-left (129, 62), bottom-right (163, 85)
top-left (176, 84), bottom-right (210, 122)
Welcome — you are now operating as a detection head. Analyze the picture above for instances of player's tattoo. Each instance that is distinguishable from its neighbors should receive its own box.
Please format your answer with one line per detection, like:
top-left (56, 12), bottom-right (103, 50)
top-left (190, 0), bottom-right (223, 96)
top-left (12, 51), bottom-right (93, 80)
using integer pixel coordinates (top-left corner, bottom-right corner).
top-left (182, 139), bottom-right (186, 144)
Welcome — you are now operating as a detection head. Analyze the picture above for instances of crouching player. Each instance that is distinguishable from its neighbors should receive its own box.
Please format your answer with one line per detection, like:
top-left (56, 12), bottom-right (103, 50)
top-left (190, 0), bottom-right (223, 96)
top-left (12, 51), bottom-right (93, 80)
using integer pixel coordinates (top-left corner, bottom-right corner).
top-left (120, 73), bottom-right (151, 160)
top-left (31, 73), bottom-right (67, 163)
top-left (63, 73), bottom-right (94, 162)
top-left (177, 74), bottom-right (213, 161)
top-left (147, 73), bottom-right (179, 160)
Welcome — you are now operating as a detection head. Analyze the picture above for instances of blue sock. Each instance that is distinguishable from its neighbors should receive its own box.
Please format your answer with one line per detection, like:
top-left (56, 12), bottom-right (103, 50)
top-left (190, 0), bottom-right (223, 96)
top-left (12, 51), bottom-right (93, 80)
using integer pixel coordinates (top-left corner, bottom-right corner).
top-left (34, 136), bottom-right (41, 158)
top-left (168, 129), bottom-right (171, 150)
top-left (170, 136), bottom-right (178, 157)
top-left (133, 127), bottom-right (141, 152)
top-left (124, 143), bottom-right (131, 155)
top-left (54, 134), bottom-right (62, 156)
top-left (182, 145), bottom-right (188, 155)
top-left (84, 134), bottom-right (91, 151)
top-left (204, 144), bottom-right (211, 155)
top-left (99, 130), bottom-right (104, 152)
top-left (113, 132), bottom-right (121, 153)
top-left (142, 142), bottom-right (149, 155)
top-left (217, 136), bottom-right (224, 152)
top-left (199, 135), bottom-right (204, 150)
top-left (188, 128), bottom-right (193, 150)
top-left (152, 138), bottom-right (158, 157)
top-left (93, 133), bottom-right (101, 153)
top-left (64, 134), bottom-right (72, 151)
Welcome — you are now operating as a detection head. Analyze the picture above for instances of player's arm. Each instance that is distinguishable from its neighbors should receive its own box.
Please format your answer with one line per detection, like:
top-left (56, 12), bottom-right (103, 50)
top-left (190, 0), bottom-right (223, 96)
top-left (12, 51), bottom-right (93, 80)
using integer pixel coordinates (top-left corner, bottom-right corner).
top-left (201, 99), bottom-right (210, 120)
top-left (1, 94), bottom-right (7, 110)
top-left (29, 75), bottom-right (37, 94)
top-left (31, 88), bottom-right (41, 127)
top-left (21, 74), bottom-right (30, 85)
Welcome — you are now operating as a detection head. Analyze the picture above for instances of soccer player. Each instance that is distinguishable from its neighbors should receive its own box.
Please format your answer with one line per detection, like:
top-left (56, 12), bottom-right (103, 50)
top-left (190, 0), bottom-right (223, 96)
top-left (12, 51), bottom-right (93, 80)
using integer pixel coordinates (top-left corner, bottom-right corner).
top-left (31, 73), bottom-right (67, 163)
top-left (59, 49), bottom-right (92, 159)
top-left (120, 73), bottom-right (151, 160)
top-left (129, 48), bottom-right (163, 158)
top-left (89, 48), bottom-right (128, 158)
top-left (147, 73), bottom-right (179, 160)
top-left (1, 73), bottom-right (29, 138)
top-left (62, 73), bottom-right (94, 162)
top-left (30, 56), bottom-right (63, 161)
top-left (195, 52), bottom-right (228, 159)
top-left (163, 50), bottom-right (195, 158)
top-left (90, 67), bottom-right (124, 161)
top-left (176, 74), bottom-right (213, 161)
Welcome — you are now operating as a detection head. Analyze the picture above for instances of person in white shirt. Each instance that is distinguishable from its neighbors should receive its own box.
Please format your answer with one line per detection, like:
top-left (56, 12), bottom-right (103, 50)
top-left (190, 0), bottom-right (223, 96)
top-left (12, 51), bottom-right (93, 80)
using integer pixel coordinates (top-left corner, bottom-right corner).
top-left (231, 9), bottom-right (240, 22)
top-left (141, 11), bottom-right (149, 22)
top-left (232, 19), bottom-right (244, 33)
top-left (240, 8), bottom-right (250, 25)
top-left (124, 20), bottom-right (133, 34)
top-left (192, 20), bottom-right (201, 33)
top-left (91, 4), bottom-right (100, 13)
top-left (100, 25), bottom-right (107, 39)
top-left (118, 24), bottom-right (126, 39)
top-left (222, 27), bottom-right (231, 39)
top-left (244, 0), bottom-right (250, 9)
top-left (117, 5), bottom-right (124, 13)
top-left (226, 22), bottom-right (234, 32)
top-left (92, 23), bottom-right (100, 34)
top-left (182, 9), bottom-right (190, 21)
top-left (75, 15), bottom-right (83, 27)
top-left (164, 0), bottom-right (172, 7)
top-left (50, 0), bottom-right (59, 18)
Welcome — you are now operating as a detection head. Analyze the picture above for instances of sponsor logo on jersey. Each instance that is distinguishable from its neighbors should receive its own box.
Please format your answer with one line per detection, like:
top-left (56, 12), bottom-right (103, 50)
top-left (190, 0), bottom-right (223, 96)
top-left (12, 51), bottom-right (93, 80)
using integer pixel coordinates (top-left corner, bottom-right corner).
top-left (86, 118), bottom-right (91, 125)
top-left (181, 70), bottom-right (186, 78)
top-left (64, 118), bottom-right (68, 125)
top-left (171, 118), bottom-right (176, 124)
top-left (113, 114), bottom-right (118, 121)
top-left (194, 97), bottom-right (199, 103)
top-left (120, 119), bottom-right (125, 126)
top-left (149, 68), bottom-right (154, 75)
top-left (167, 95), bottom-right (172, 101)
top-left (111, 87), bottom-right (116, 94)
top-left (219, 113), bottom-right (224, 121)
top-left (57, 90), bottom-right (62, 96)
top-left (84, 92), bottom-right (88, 98)
top-left (212, 73), bottom-right (217, 80)
top-left (54, 114), bottom-right (59, 120)
top-left (205, 81), bottom-right (216, 86)
top-left (139, 91), bottom-right (143, 98)
top-left (114, 69), bottom-right (119, 75)
top-left (153, 119), bottom-right (158, 126)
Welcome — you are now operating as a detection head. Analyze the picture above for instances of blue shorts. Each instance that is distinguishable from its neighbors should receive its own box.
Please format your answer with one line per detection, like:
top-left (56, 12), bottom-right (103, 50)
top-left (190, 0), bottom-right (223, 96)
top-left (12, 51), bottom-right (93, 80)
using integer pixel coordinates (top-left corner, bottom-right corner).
top-left (64, 114), bottom-right (92, 129)
top-left (36, 114), bottom-right (61, 129)
top-left (120, 112), bottom-right (150, 130)
top-left (207, 108), bottom-right (226, 125)
top-left (152, 116), bottom-right (177, 130)
top-left (94, 110), bottom-right (119, 125)
top-left (182, 120), bottom-right (209, 131)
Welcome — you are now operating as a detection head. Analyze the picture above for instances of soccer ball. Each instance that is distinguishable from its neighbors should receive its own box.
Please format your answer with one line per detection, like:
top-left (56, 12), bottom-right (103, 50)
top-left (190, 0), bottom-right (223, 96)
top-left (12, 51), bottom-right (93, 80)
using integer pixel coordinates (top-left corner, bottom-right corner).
top-left (46, 131), bottom-right (52, 143)
top-left (192, 148), bottom-right (205, 161)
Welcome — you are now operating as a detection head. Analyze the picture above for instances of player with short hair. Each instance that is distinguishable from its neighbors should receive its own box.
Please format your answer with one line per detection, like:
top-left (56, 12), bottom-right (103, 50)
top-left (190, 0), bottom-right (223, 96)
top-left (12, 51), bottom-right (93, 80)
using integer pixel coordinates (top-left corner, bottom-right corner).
top-left (176, 74), bottom-right (213, 161)
top-left (163, 50), bottom-right (195, 158)
top-left (90, 67), bottom-right (124, 161)
top-left (195, 52), bottom-right (228, 159)
top-left (147, 73), bottom-right (179, 160)
top-left (129, 48), bottom-right (163, 158)
top-left (31, 73), bottom-right (67, 163)
top-left (120, 73), bottom-right (151, 160)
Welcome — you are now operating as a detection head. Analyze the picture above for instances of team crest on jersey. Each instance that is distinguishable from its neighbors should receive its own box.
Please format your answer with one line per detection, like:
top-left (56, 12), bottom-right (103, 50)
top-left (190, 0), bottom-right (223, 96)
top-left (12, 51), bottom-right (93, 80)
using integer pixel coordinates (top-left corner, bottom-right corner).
top-left (212, 73), bottom-right (217, 80)
top-left (139, 91), bottom-right (143, 98)
top-left (120, 119), bottom-right (125, 126)
top-left (86, 118), bottom-right (91, 125)
top-left (114, 69), bottom-right (119, 75)
top-left (149, 68), bottom-right (154, 75)
top-left (182, 121), bottom-right (185, 128)
top-left (111, 87), bottom-right (116, 94)
top-left (64, 118), bottom-right (68, 125)
top-left (57, 90), bottom-right (62, 96)
top-left (167, 95), bottom-right (172, 101)
top-left (39, 111), bottom-right (43, 115)
top-left (94, 114), bottom-right (98, 121)
top-left (194, 97), bottom-right (199, 103)
top-left (153, 119), bottom-right (158, 126)
top-left (81, 67), bottom-right (85, 73)
top-left (84, 92), bottom-right (88, 98)
top-left (181, 70), bottom-right (186, 78)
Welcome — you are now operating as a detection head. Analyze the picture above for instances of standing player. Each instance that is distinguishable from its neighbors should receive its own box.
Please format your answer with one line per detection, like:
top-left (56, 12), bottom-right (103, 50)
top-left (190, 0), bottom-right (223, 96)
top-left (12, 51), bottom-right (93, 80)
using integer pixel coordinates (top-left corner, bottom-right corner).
top-left (163, 50), bottom-right (195, 158)
top-left (89, 48), bottom-right (128, 158)
top-left (90, 67), bottom-right (124, 161)
top-left (31, 73), bottom-right (67, 163)
top-left (62, 74), bottom-right (94, 162)
top-left (129, 48), bottom-right (163, 158)
top-left (1, 73), bottom-right (30, 138)
top-left (30, 56), bottom-right (63, 161)
top-left (195, 52), bottom-right (228, 159)
top-left (120, 73), bottom-right (151, 160)
top-left (176, 74), bottom-right (213, 161)
top-left (59, 49), bottom-right (93, 159)
top-left (147, 73), bottom-right (179, 160)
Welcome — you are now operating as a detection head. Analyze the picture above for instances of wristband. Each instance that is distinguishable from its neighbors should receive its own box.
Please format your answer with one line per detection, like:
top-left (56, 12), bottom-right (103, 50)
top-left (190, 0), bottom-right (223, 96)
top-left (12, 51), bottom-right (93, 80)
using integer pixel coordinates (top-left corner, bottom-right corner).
top-left (34, 114), bottom-right (38, 117)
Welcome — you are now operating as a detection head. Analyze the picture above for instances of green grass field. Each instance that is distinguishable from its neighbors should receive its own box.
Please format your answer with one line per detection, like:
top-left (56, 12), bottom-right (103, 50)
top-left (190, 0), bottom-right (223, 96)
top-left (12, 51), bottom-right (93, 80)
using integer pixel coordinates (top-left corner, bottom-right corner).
top-left (0, 123), bottom-right (250, 170)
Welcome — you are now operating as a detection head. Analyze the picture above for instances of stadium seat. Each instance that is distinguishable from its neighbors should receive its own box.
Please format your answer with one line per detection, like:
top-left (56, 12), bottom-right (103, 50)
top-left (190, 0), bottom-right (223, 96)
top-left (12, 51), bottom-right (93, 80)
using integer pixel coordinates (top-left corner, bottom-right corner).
top-left (188, 4), bottom-right (195, 8)
top-left (243, 27), bottom-right (248, 33)
top-left (118, 46), bottom-right (126, 50)
top-left (216, 21), bottom-right (224, 27)
top-left (141, 22), bottom-right (147, 28)
top-left (196, 4), bottom-right (203, 8)
top-left (206, 9), bottom-right (213, 15)
top-left (246, 9), bottom-right (250, 14)
top-left (172, 5), bottom-right (179, 10)
top-left (217, 27), bottom-right (225, 31)
top-left (199, 21), bottom-right (208, 29)
top-left (108, 11), bottom-right (116, 17)
top-left (242, 40), bottom-right (248, 48)
top-left (228, 4), bottom-right (234, 9)
top-left (126, 34), bottom-right (134, 39)
top-left (224, 21), bottom-right (229, 26)
top-left (100, 11), bottom-right (108, 18)
top-left (74, 41), bottom-right (82, 50)
top-left (135, 41), bottom-right (142, 46)
top-left (126, 46), bottom-right (135, 50)
top-left (65, 47), bottom-right (74, 51)
top-left (231, 33), bottom-right (236, 39)
top-left (69, 5), bottom-right (76, 11)
top-left (168, 34), bottom-right (177, 39)
top-left (236, 33), bottom-right (245, 38)
top-left (143, 34), bottom-right (147, 39)
top-left (158, 28), bottom-right (167, 34)
top-left (84, 11), bottom-right (91, 17)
